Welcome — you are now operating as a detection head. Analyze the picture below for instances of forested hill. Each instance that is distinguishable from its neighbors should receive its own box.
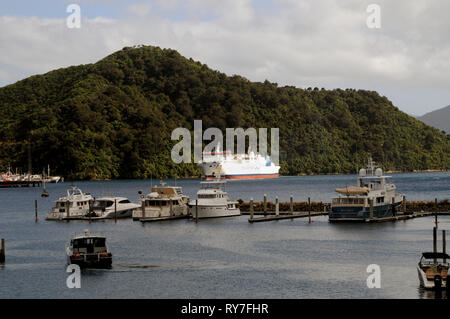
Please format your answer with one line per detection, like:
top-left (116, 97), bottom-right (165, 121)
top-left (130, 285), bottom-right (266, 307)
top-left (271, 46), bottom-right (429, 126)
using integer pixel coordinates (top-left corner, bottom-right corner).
top-left (0, 45), bottom-right (448, 179)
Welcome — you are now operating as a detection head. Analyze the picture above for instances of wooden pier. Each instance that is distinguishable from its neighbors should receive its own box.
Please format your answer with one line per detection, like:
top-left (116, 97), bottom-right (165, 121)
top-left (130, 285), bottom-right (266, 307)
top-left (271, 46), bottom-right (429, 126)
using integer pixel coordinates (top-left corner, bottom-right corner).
top-left (244, 196), bottom-right (450, 224)
top-left (0, 180), bottom-right (42, 188)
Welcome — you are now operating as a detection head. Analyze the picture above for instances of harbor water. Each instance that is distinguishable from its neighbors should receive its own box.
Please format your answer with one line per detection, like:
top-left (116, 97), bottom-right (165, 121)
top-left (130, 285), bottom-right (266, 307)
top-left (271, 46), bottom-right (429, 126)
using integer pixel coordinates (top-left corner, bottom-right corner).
top-left (0, 172), bottom-right (449, 298)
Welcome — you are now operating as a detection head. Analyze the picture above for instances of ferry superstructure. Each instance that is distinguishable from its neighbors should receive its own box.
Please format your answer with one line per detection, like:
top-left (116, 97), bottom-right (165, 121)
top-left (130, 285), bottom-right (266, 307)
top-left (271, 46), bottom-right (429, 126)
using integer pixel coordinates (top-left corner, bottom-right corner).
top-left (329, 157), bottom-right (404, 222)
top-left (198, 146), bottom-right (280, 180)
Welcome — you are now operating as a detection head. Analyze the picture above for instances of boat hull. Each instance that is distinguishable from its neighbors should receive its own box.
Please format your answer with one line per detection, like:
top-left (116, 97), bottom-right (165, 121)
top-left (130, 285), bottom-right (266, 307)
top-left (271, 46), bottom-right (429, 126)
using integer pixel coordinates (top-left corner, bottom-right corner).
top-left (192, 205), bottom-right (241, 219)
top-left (206, 174), bottom-right (279, 180)
top-left (329, 203), bottom-right (401, 222)
top-left (68, 254), bottom-right (112, 269)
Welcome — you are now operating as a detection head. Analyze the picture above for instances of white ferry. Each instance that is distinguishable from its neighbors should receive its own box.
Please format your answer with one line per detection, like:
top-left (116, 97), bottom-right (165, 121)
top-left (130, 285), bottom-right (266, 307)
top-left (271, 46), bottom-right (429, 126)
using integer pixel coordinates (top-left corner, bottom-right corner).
top-left (329, 157), bottom-right (404, 222)
top-left (198, 146), bottom-right (280, 180)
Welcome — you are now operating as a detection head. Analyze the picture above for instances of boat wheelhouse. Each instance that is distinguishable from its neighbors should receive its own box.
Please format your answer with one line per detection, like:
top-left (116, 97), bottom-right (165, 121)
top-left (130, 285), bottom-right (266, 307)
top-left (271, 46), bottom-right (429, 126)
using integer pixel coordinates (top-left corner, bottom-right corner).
top-left (46, 186), bottom-right (93, 220)
top-left (329, 157), bottom-right (404, 222)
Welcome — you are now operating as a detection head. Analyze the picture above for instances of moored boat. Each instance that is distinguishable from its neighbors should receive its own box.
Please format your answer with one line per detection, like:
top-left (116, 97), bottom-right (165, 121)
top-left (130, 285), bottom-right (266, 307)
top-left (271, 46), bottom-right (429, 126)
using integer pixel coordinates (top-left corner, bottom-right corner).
top-left (189, 177), bottom-right (240, 219)
top-left (329, 157), bottom-right (404, 222)
top-left (46, 186), bottom-right (93, 220)
top-left (132, 182), bottom-right (190, 221)
top-left (84, 196), bottom-right (140, 220)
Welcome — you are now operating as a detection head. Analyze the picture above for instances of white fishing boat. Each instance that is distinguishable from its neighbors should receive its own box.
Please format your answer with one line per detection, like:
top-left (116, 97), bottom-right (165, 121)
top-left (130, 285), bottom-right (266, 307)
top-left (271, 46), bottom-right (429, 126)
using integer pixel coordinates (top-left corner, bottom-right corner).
top-left (132, 182), bottom-right (190, 221)
top-left (189, 178), bottom-right (240, 219)
top-left (84, 196), bottom-right (140, 220)
top-left (46, 186), bottom-right (93, 220)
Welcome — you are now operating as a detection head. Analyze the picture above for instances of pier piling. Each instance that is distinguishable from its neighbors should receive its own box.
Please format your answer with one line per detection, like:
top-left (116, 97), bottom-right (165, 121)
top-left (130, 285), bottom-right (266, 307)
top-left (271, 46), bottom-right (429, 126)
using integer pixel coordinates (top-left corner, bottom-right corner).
top-left (275, 197), bottom-right (279, 216)
top-left (114, 199), bottom-right (117, 223)
top-left (0, 238), bottom-right (5, 263)
top-left (88, 199), bottom-right (92, 224)
top-left (250, 198), bottom-right (254, 220)
top-left (195, 199), bottom-right (198, 224)
top-left (35, 200), bottom-right (38, 223)
top-left (141, 200), bottom-right (145, 219)
top-left (369, 198), bottom-right (374, 220)
top-left (66, 200), bottom-right (70, 219)
top-left (433, 227), bottom-right (437, 263)
top-left (308, 197), bottom-right (311, 224)
top-left (290, 196), bottom-right (293, 215)
top-left (402, 195), bottom-right (406, 213)
top-left (443, 230), bottom-right (446, 263)
top-left (263, 194), bottom-right (267, 217)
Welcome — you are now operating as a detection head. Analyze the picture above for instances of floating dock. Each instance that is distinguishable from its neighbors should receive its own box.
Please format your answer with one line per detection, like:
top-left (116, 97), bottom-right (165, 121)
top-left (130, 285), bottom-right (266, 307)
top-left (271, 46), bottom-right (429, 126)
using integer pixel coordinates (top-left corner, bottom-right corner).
top-left (0, 180), bottom-right (42, 188)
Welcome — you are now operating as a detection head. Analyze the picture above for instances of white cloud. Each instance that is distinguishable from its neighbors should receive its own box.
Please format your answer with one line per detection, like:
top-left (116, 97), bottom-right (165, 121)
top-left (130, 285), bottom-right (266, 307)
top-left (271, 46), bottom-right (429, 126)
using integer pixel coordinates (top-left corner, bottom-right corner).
top-left (0, 0), bottom-right (449, 115)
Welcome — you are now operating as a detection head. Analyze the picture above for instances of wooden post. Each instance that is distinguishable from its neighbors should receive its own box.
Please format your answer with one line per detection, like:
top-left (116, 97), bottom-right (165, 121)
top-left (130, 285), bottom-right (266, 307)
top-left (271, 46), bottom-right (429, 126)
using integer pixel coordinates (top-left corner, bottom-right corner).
top-left (433, 227), bottom-right (437, 263)
top-left (35, 200), bottom-right (38, 222)
top-left (250, 198), bottom-right (254, 220)
top-left (435, 198), bottom-right (438, 230)
top-left (141, 199), bottom-right (145, 219)
top-left (0, 238), bottom-right (5, 263)
top-left (443, 230), bottom-right (446, 263)
top-left (392, 197), bottom-right (395, 217)
top-left (170, 200), bottom-right (173, 217)
top-left (114, 198), bottom-right (117, 223)
top-left (275, 196), bottom-right (279, 216)
top-left (263, 194), bottom-right (267, 216)
top-left (369, 198), bottom-right (374, 220)
top-left (88, 199), bottom-right (92, 224)
top-left (290, 196), bottom-right (293, 215)
top-left (195, 199), bottom-right (198, 224)
top-left (402, 195), bottom-right (406, 213)
top-left (66, 200), bottom-right (70, 219)
top-left (308, 197), bottom-right (311, 223)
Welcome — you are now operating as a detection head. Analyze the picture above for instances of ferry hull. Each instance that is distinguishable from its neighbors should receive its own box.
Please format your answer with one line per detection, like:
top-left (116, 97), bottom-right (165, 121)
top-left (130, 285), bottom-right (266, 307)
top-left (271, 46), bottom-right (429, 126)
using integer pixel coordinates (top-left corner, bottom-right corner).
top-left (329, 203), bottom-right (400, 222)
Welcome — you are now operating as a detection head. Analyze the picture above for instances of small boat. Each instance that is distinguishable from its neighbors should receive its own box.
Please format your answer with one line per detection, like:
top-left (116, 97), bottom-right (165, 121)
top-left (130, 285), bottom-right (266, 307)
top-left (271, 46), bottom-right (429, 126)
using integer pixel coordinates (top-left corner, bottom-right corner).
top-left (189, 177), bottom-right (240, 219)
top-left (417, 219), bottom-right (450, 291)
top-left (46, 186), bottom-right (93, 220)
top-left (329, 157), bottom-right (404, 222)
top-left (66, 229), bottom-right (112, 268)
top-left (132, 182), bottom-right (190, 221)
top-left (417, 252), bottom-right (450, 290)
top-left (84, 196), bottom-right (140, 220)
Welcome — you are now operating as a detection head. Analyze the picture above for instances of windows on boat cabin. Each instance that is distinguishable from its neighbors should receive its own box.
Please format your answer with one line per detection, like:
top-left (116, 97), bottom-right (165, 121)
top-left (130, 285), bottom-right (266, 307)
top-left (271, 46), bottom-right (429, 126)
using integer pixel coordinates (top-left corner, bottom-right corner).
top-left (332, 198), bottom-right (365, 205)
top-left (56, 201), bottom-right (88, 208)
top-left (198, 194), bottom-right (225, 199)
top-left (144, 199), bottom-right (182, 206)
top-left (71, 237), bottom-right (107, 253)
top-left (332, 197), bottom-right (386, 205)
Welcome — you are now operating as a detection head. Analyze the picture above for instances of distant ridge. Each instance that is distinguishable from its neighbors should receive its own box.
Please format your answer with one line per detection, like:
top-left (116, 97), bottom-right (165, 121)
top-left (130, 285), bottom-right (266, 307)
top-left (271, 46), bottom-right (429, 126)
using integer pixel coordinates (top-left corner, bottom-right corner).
top-left (0, 45), bottom-right (448, 179)
top-left (417, 105), bottom-right (450, 133)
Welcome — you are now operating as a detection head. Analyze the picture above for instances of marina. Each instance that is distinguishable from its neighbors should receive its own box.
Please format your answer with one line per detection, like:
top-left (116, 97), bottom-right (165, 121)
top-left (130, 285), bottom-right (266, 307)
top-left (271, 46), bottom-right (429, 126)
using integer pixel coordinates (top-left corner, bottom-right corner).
top-left (0, 172), bottom-right (449, 299)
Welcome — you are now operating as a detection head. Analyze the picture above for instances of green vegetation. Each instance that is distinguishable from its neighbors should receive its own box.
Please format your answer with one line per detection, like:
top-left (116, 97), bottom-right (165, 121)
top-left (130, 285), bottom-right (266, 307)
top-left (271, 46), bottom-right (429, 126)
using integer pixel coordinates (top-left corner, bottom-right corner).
top-left (0, 45), bottom-right (448, 179)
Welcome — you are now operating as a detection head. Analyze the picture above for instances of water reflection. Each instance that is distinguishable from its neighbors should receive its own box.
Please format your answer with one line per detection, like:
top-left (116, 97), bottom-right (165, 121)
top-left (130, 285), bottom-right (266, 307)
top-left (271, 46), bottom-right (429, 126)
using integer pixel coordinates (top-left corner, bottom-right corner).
top-left (418, 286), bottom-right (449, 299)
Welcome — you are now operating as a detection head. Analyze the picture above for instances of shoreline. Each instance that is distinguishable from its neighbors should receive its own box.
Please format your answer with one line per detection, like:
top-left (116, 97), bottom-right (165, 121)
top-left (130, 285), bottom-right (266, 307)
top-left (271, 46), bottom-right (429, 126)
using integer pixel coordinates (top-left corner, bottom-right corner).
top-left (59, 169), bottom-right (449, 182)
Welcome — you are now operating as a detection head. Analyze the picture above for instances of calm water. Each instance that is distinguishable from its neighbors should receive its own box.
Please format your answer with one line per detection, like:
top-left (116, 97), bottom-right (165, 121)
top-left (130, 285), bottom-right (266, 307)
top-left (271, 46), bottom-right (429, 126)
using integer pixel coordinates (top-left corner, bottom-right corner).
top-left (0, 172), bottom-right (449, 299)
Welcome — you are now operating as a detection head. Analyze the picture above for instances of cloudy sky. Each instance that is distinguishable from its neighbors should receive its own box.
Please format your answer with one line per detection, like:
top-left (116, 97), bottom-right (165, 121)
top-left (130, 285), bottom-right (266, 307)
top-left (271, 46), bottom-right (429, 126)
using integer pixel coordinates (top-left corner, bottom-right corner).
top-left (0, 0), bottom-right (449, 116)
